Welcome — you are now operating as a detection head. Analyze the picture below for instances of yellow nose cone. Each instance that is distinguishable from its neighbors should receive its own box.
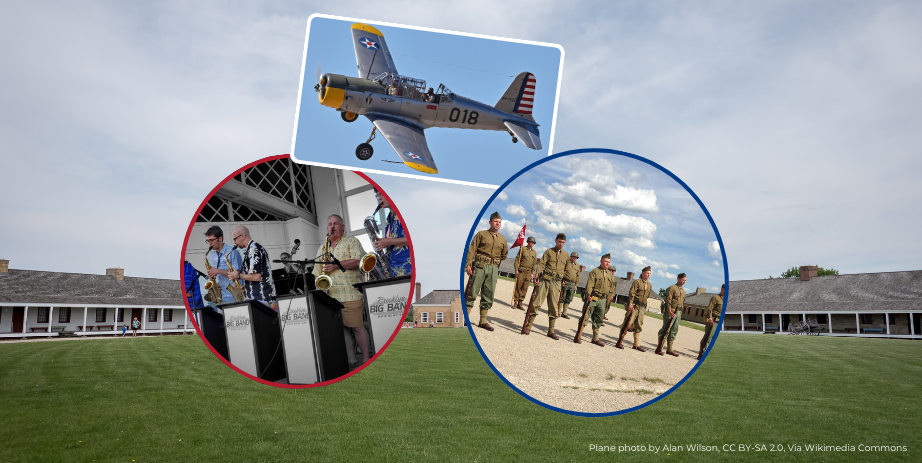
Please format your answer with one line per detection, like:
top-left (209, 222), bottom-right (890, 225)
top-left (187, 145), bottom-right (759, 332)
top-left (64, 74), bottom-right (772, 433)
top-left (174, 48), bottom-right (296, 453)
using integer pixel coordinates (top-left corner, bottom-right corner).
top-left (318, 87), bottom-right (345, 109)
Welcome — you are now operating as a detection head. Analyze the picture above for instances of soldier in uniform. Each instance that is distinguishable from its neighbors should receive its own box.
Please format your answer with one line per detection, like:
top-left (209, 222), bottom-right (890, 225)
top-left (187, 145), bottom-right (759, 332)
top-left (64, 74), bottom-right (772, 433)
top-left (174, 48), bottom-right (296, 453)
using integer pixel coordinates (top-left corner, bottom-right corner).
top-left (559, 251), bottom-right (580, 319)
top-left (521, 233), bottom-right (568, 339)
top-left (464, 212), bottom-right (508, 331)
top-left (602, 265), bottom-right (617, 324)
top-left (698, 284), bottom-right (724, 360)
top-left (616, 266), bottom-right (653, 351)
top-left (655, 273), bottom-right (687, 357)
top-left (511, 237), bottom-right (537, 310)
top-left (575, 254), bottom-right (616, 347)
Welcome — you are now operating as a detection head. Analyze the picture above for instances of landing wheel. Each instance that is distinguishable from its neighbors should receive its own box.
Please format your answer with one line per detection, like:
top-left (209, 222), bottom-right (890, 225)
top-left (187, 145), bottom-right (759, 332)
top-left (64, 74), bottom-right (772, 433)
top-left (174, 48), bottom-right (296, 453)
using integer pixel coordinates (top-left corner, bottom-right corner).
top-left (356, 143), bottom-right (374, 161)
top-left (341, 111), bottom-right (358, 122)
top-left (512, 136), bottom-right (518, 144)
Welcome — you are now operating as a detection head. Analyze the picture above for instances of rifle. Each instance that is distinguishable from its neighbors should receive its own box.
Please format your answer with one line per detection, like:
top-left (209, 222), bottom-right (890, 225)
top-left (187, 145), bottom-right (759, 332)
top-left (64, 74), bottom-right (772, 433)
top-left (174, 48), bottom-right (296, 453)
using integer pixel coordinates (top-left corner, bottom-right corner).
top-left (656, 309), bottom-right (679, 352)
top-left (573, 295), bottom-right (593, 342)
top-left (521, 279), bottom-right (540, 332)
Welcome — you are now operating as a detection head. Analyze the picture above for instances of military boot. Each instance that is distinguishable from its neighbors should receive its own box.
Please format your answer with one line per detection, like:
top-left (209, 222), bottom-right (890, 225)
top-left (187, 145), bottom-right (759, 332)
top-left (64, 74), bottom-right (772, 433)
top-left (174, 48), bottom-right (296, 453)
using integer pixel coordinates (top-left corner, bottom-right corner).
top-left (655, 337), bottom-right (665, 356)
top-left (560, 303), bottom-right (570, 319)
top-left (591, 327), bottom-right (604, 347)
top-left (547, 318), bottom-right (559, 340)
top-left (478, 309), bottom-right (494, 331)
top-left (667, 340), bottom-right (678, 357)
top-left (632, 332), bottom-right (646, 352)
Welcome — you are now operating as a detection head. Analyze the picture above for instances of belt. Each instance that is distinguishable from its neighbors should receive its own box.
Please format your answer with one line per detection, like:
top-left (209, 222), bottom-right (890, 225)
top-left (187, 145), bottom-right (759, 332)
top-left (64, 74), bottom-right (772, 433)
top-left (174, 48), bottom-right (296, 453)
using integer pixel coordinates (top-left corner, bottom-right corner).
top-left (563, 279), bottom-right (576, 284)
top-left (475, 254), bottom-right (500, 266)
top-left (518, 267), bottom-right (534, 273)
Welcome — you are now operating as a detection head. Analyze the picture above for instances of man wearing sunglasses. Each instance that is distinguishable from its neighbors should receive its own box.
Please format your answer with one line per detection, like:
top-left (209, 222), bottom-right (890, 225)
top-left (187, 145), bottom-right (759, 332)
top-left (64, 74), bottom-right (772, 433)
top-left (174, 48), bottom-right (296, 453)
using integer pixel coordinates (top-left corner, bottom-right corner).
top-left (203, 226), bottom-right (243, 309)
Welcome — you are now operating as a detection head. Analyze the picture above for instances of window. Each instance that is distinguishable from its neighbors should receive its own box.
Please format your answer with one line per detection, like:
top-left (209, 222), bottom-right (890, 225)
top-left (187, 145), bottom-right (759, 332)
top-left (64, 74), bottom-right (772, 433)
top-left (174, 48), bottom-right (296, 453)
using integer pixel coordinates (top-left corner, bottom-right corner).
top-left (117, 308), bottom-right (124, 323)
top-left (420, 312), bottom-right (429, 324)
top-left (817, 314), bottom-right (827, 324)
top-left (436, 312), bottom-right (444, 324)
top-left (96, 308), bottom-right (107, 322)
top-left (747, 314), bottom-right (757, 323)
top-left (148, 310), bottom-right (158, 322)
top-left (860, 314), bottom-right (873, 325)
top-left (58, 307), bottom-right (71, 323)
top-left (37, 307), bottom-right (49, 323)
top-left (765, 314), bottom-right (773, 323)
top-left (455, 312), bottom-right (460, 324)
top-left (164, 309), bottom-right (173, 322)
top-left (889, 314), bottom-right (896, 325)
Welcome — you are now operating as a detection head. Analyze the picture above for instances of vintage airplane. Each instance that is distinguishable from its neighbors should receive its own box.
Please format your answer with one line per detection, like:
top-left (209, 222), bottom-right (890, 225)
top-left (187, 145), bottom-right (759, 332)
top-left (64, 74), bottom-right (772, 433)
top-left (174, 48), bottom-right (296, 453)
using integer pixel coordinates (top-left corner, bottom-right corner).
top-left (314, 23), bottom-right (542, 174)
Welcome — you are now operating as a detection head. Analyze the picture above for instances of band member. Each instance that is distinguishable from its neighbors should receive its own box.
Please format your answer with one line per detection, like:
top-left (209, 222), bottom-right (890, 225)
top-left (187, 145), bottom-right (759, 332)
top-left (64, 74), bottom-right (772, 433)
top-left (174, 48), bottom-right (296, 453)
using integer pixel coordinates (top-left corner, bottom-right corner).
top-left (522, 233), bottom-right (568, 339)
top-left (373, 188), bottom-right (411, 276)
top-left (183, 260), bottom-right (204, 310)
top-left (465, 211), bottom-right (508, 331)
top-left (203, 226), bottom-right (244, 308)
top-left (616, 266), bottom-right (653, 351)
top-left (699, 284), bottom-right (724, 360)
top-left (227, 226), bottom-right (277, 309)
top-left (559, 251), bottom-right (580, 319)
top-left (575, 254), bottom-right (616, 346)
top-left (656, 273), bottom-right (687, 357)
top-left (512, 236), bottom-right (537, 310)
top-left (313, 214), bottom-right (371, 364)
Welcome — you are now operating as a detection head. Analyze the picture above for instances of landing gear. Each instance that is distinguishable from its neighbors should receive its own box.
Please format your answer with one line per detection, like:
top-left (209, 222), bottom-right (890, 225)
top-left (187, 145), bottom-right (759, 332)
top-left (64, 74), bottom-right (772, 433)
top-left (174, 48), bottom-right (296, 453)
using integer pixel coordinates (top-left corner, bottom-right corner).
top-left (355, 126), bottom-right (377, 161)
top-left (341, 111), bottom-right (358, 122)
top-left (512, 136), bottom-right (518, 143)
top-left (507, 129), bottom-right (518, 144)
top-left (356, 143), bottom-right (374, 160)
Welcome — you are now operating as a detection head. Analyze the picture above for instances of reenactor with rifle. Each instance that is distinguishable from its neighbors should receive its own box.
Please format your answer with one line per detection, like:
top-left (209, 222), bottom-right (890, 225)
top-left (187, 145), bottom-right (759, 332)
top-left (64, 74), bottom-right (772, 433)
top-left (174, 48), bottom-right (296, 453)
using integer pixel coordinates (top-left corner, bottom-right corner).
top-left (464, 212), bottom-right (508, 331)
top-left (616, 266), bottom-right (653, 351)
top-left (574, 254), bottom-right (616, 346)
top-left (511, 237), bottom-right (537, 310)
top-left (521, 233), bottom-right (568, 339)
top-left (559, 251), bottom-right (581, 319)
top-left (698, 284), bottom-right (724, 360)
top-left (655, 273), bottom-right (687, 356)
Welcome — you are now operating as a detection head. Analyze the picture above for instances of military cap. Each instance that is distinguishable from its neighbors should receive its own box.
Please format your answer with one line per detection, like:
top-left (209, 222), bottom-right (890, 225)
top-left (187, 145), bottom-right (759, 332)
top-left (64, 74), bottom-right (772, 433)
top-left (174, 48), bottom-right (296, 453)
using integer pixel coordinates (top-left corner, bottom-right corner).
top-left (570, 251), bottom-right (579, 258)
top-left (489, 211), bottom-right (502, 221)
top-left (677, 273), bottom-right (687, 279)
top-left (642, 266), bottom-right (652, 273)
top-left (527, 236), bottom-right (536, 243)
top-left (601, 253), bottom-right (611, 260)
top-left (555, 233), bottom-right (567, 241)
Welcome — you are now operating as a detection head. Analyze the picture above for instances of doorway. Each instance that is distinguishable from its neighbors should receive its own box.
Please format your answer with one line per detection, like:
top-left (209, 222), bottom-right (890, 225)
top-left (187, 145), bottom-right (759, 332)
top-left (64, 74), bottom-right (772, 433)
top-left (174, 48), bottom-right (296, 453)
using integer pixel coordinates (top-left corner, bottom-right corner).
top-left (12, 307), bottom-right (24, 332)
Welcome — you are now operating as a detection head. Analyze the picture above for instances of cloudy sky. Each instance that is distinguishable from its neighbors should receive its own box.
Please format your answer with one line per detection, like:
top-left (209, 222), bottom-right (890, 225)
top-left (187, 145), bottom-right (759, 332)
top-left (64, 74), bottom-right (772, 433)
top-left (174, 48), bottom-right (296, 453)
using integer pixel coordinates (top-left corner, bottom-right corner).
top-left (472, 153), bottom-right (725, 292)
top-left (1, 1), bottom-right (921, 294)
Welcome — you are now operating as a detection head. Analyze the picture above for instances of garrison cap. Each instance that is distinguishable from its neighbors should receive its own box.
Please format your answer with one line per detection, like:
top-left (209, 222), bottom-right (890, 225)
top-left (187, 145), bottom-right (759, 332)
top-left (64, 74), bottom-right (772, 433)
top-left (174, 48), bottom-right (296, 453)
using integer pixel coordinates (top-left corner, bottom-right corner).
top-left (642, 266), bottom-right (652, 273)
top-left (527, 236), bottom-right (536, 243)
top-left (601, 253), bottom-right (611, 260)
top-left (489, 211), bottom-right (502, 221)
top-left (555, 233), bottom-right (567, 241)
top-left (570, 251), bottom-right (579, 258)
top-left (677, 273), bottom-right (687, 279)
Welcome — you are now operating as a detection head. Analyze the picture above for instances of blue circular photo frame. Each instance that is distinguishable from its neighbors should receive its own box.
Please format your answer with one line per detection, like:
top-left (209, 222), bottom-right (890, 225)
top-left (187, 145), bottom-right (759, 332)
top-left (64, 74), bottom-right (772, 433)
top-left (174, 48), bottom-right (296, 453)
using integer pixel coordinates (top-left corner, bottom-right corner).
top-left (459, 148), bottom-right (730, 416)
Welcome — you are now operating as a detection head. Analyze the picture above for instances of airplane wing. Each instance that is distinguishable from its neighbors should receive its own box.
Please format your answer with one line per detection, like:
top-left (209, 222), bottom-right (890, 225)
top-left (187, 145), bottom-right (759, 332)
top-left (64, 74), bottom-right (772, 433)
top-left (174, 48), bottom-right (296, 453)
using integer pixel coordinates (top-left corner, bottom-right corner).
top-left (504, 120), bottom-right (542, 150)
top-left (365, 115), bottom-right (438, 174)
top-left (351, 23), bottom-right (398, 79)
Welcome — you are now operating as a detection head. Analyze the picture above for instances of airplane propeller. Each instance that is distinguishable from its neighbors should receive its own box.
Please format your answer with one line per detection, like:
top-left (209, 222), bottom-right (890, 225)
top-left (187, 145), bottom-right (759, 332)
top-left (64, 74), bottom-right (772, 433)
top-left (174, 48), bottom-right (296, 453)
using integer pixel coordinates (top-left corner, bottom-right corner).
top-left (314, 60), bottom-right (324, 95)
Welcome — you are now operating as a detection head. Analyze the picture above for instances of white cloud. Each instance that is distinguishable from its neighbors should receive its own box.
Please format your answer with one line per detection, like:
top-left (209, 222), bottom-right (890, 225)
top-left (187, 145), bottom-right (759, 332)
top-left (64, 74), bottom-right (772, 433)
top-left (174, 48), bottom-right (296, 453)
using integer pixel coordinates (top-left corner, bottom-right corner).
top-left (531, 194), bottom-right (657, 249)
top-left (707, 241), bottom-right (721, 258)
top-left (544, 157), bottom-right (659, 213)
top-left (712, 260), bottom-right (721, 267)
top-left (656, 270), bottom-right (676, 279)
top-left (505, 204), bottom-right (527, 217)
top-left (497, 191), bottom-right (508, 201)
top-left (567, 236), bottom-right (603, 254)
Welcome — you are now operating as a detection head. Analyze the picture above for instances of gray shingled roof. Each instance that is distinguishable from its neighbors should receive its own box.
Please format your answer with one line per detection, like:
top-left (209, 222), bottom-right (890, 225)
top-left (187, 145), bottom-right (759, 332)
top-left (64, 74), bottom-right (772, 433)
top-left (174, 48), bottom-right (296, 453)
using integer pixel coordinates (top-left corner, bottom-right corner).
top-left (414, 290), bottom-right (460, 306)
top-left (728, 270), bottom-right (922, 312)
top-left (0, 270), bottom-right (184, 306)
top-left (686, 291), bottom-right (718, 306)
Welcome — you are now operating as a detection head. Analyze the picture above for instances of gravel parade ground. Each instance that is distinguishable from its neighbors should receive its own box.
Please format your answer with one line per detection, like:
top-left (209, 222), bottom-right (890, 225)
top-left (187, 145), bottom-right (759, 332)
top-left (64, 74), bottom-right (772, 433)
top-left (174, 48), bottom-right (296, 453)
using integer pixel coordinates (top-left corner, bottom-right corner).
top-left (466, 277), bottom-right (705, 413)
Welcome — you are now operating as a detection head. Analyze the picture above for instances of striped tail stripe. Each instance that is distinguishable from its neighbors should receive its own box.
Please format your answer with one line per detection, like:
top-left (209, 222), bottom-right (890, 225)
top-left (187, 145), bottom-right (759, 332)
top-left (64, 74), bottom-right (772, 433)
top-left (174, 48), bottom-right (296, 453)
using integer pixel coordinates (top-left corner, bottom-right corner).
top-left (515, 74), bottom-right (536, 114)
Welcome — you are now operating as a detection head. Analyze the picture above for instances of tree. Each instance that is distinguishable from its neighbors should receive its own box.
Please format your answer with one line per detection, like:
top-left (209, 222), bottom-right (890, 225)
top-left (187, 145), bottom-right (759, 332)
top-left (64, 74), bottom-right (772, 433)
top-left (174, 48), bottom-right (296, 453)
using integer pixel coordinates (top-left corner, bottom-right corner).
top-left (775, 266), bottom-right (840, 279)
top-left (658, 288), bottom-right (667, 299)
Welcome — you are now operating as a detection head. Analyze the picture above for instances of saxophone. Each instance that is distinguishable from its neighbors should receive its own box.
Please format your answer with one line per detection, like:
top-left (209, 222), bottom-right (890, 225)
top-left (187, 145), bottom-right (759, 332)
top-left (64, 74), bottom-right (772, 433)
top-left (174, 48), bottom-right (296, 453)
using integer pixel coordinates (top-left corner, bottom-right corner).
top-left (362, 215), bottom-right (392, 281)
top-left (224, 253), bottom-right (246, 302)
top-left (315, 234), bottom-right (333, 291)
top-left (202, 251), bottom-right (222, 304)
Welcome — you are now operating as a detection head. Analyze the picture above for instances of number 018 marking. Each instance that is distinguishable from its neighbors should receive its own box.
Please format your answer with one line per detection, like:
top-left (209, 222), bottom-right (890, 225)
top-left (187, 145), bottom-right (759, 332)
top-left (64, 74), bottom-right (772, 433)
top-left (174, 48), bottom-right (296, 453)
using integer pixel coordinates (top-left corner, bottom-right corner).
top-left (449, 108), bottom-right (478, 125)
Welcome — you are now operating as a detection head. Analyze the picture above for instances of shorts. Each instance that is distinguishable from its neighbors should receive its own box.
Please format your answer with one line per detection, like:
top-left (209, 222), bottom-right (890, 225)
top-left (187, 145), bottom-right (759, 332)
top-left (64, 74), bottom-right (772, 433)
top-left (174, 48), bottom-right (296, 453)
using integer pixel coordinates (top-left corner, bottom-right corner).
top-left (341, 300), bottom-right (365, 328)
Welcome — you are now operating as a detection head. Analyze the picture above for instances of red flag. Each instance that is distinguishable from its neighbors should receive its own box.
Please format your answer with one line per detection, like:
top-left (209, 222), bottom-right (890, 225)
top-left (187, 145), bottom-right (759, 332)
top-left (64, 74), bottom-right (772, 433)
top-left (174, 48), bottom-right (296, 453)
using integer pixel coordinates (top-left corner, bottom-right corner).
top-left (510, 224), bottom-right (526, 249)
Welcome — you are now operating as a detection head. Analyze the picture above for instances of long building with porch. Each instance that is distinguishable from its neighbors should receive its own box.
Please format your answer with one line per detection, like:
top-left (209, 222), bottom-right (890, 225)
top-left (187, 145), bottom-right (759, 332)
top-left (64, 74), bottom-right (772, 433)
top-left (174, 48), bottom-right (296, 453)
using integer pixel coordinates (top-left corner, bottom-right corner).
top-left (723, 266), bottom-right (922, 338)
top-left (0, 260), bottom-right (189, 338)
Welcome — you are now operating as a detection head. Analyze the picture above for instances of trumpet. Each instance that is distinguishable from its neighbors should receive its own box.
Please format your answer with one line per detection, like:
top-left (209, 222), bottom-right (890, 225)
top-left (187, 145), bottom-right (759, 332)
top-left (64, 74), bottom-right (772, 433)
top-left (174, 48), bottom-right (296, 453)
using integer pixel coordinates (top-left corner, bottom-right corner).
top-left (224, 253), bottom-right (246, 302)
top-left (315, 234), bottom-right (333, 291)
top-left (202, 251), bottom-right (222, 304)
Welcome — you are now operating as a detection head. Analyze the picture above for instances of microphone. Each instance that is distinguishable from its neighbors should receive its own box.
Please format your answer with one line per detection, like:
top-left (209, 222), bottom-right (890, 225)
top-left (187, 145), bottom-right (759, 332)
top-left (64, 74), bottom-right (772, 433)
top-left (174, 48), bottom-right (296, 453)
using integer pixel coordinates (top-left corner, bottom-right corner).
top-left (332, 256), bottom-right (346, 273)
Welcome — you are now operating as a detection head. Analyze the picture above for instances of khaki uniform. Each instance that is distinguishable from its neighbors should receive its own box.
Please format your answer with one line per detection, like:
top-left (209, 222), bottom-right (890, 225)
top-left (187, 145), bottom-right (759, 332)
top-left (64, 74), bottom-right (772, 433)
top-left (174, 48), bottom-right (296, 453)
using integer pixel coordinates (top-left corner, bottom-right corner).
top-left (618, 277), bottom-right (653, 351)
top-left (525, 247), bottom-right (568, 334)
top-left (560, 260), bottom-right (580, 315)
top-left (580, 267), bottom-right (616, 341)
top-left (465, 230), bottom-right (507, 326)
top-left (700, 294), bottom-right (723, 351)
top-left (512, 246), bottom-right (537, 304)
top-left (658, 284), bottom-right (687, 344)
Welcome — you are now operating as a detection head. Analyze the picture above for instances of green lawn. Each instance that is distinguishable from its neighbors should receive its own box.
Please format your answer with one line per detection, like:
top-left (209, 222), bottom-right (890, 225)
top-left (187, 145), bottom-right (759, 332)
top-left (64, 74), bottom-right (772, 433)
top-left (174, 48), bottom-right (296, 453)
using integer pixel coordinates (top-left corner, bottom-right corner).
top-left (1, 332), bottom-right (919, 462)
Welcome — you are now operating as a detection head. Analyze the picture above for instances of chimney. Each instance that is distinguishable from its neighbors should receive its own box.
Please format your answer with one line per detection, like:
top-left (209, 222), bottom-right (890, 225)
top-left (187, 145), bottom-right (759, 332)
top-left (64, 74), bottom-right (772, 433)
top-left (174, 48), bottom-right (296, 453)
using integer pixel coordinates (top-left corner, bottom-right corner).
top-left (415, 282), bottom-right (421, 302)
top-left (799, 265), bottom-right (818, 281)
top-left (106, 268), bottom-right (125, 281)
top-left (0, 259), bottom-right (8, 273)
top-left (696, 287), bottom-right (707, 295)
top-left (626, 272), bottom-right (634, 281)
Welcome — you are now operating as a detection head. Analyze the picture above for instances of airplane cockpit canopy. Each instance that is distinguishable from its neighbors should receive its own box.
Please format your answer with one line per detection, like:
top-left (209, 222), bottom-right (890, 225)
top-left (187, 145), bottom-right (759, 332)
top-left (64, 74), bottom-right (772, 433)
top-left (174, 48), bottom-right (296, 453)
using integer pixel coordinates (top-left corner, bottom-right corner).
top-left (436, 84), bottom-right (455, 102)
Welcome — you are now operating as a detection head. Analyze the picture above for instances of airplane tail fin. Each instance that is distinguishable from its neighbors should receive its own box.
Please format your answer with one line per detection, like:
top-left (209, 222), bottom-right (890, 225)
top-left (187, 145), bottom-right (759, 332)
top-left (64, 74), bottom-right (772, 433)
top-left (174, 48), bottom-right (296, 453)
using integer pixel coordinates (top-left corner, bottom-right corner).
top-left (495, 72), bottom-right (536, 122)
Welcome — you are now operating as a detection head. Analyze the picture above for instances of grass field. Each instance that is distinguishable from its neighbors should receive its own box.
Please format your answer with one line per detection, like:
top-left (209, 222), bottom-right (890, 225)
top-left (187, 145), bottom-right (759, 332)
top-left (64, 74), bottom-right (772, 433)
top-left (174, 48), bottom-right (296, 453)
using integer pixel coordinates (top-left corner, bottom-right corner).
top-left (1, 332), bottom-right (919, 462)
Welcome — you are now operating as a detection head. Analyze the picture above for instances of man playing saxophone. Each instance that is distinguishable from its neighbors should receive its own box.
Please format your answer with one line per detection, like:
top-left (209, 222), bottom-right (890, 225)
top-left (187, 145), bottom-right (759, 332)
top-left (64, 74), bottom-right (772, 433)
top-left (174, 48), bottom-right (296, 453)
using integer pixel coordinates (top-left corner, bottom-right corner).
top-left (204, 226), bottom-right (244, 309)
top-left (372, 188), bottom-right (411, 277)
top-left (311, 214), bottom-right (371, 364)
top-left (228, 225), bottom-right (278, 310)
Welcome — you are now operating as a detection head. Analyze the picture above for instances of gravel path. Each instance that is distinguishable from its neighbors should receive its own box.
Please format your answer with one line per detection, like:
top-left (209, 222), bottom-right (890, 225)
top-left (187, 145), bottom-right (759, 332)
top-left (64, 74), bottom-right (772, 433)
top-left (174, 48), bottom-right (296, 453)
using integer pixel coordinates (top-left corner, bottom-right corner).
top-left (467, 277), bottom-right (703, 413)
